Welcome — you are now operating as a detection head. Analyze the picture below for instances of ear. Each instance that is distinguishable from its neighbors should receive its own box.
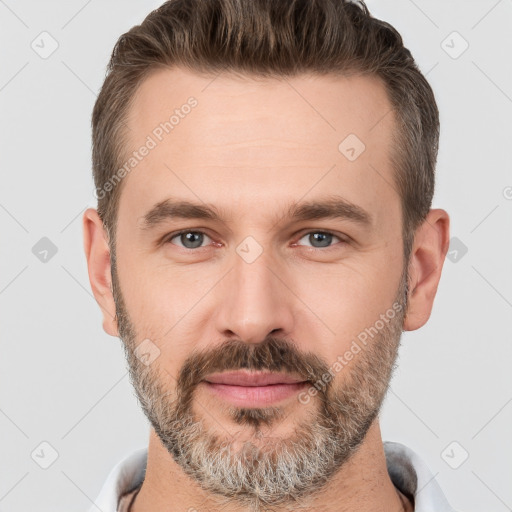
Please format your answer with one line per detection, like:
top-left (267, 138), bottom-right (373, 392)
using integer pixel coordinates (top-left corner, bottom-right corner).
top-left (403, 209), bottom-right (450, 331)
top-left (82, 208), bottom-right (119, 337)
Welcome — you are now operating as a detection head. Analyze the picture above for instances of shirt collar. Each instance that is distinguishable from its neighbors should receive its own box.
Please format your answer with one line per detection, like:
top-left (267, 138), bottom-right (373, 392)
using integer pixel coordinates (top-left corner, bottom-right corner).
top-left (383, 441), bottom-right (456, 511)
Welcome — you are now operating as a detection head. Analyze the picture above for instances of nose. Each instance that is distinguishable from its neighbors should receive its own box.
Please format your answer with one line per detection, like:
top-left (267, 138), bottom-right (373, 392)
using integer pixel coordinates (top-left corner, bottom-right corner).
top-left (213, 245), bottom-right (295, 344)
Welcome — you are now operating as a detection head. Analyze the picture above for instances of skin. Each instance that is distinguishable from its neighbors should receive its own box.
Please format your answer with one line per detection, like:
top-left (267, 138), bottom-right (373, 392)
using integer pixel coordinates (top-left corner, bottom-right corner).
top-left (83, 67), bottom-right (450, 512)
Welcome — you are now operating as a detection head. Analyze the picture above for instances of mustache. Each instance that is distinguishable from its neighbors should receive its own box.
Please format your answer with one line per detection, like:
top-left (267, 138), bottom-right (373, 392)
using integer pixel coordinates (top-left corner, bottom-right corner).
top-left (176, 336), bottom-right (330, 396)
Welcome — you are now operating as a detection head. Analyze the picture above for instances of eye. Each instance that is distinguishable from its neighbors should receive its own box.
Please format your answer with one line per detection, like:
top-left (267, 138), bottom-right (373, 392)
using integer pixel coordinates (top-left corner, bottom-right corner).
top-left (166, 230), bottom-right (212, 249)
top-left (295, 231), bottom-right (344, 249)
top-left (163, 229), bottom-right (346, 251)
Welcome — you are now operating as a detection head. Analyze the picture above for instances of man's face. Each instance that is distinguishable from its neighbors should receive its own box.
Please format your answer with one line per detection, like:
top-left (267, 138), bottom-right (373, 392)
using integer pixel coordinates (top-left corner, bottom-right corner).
top-left (111, 68), bottom-right (408, 508)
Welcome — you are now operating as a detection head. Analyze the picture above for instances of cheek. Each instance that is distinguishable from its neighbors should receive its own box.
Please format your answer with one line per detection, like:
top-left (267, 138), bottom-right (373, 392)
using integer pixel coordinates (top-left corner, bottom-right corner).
top-left (292, 260), bottom-right (401, 348)
top-left (117, 256), bottom-right (216, 351)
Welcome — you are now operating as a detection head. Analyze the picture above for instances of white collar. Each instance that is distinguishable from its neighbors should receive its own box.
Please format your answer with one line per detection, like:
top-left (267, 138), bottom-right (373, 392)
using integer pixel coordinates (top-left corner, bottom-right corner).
top-left (87, 441), bottom-right (456, 512)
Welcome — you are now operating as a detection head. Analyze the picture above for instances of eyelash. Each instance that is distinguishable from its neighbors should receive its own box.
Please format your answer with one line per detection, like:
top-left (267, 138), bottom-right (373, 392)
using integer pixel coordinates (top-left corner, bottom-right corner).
top-left (163, 229), bottom-right (347, 250)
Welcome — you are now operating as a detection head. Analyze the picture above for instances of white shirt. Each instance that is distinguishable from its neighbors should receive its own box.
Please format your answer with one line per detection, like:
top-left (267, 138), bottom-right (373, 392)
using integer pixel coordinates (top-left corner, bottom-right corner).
top-left (87, 441), bottom-right (457, 512)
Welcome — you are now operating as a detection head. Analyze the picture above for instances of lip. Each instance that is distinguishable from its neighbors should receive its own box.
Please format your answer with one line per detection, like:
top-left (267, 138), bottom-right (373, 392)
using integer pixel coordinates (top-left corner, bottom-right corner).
top-left (203, 370), bottom-right (307, 386)
top-left (201, 371), bottom-right (309, 407)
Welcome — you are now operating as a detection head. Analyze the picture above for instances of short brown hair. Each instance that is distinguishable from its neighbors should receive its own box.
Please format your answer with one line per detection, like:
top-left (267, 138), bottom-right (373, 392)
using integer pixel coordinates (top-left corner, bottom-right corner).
top-left (92, 0), bottom-right (439, 263)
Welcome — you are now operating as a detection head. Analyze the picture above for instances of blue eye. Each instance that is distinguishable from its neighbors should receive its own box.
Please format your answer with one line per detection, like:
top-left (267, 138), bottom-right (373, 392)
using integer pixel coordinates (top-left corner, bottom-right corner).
top-left (296, 231), bottom-right (342, 248)
top-left (164, 230), bottom-right (345, 250)
top-left (167, 230), bottom-right (212, 249)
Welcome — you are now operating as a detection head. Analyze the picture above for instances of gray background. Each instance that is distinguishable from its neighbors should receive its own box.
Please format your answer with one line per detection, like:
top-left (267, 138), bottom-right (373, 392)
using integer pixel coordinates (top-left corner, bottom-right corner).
top-left (1, 0), bottom-right (511, 511)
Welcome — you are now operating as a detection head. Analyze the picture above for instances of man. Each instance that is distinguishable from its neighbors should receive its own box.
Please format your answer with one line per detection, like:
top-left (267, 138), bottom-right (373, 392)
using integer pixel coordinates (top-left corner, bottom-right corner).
top-left (83, 0), bottom-right (454, 511)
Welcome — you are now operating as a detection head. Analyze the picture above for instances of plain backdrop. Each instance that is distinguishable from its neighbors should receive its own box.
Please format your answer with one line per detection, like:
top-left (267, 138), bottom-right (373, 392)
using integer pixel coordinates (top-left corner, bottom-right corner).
top-left (0, 1), bottom-right (511, 511)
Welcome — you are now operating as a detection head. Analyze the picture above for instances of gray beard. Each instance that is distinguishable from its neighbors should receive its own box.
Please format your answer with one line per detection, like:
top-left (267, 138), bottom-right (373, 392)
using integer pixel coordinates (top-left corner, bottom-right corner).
top-left (112, 262), bottom-right (408, 512)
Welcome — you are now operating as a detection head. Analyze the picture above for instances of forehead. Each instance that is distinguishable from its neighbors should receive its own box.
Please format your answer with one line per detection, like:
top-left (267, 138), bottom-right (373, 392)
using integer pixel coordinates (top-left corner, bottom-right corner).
top-left (119, 66), bottom-right (399, 228)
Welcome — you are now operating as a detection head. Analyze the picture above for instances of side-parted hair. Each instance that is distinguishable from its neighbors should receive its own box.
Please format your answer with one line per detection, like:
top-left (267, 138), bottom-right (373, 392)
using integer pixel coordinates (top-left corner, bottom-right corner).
top-left (92, 0), bottom-right (439, 263)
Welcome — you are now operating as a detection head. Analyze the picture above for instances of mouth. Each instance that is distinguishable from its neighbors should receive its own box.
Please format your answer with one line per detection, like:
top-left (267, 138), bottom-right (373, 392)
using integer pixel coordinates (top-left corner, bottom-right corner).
top-left (201, 370), bottom-right (310, 407)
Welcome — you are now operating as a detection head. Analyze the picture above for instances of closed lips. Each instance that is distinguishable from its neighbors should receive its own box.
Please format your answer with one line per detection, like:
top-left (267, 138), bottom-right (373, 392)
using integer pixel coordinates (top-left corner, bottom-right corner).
top-left (203, 371), bottom-right (308, 386)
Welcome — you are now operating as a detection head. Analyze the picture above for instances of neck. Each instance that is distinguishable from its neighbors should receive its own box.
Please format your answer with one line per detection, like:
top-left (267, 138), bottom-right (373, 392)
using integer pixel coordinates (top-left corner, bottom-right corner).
top-left (131, 421), bottom-right (412, 512)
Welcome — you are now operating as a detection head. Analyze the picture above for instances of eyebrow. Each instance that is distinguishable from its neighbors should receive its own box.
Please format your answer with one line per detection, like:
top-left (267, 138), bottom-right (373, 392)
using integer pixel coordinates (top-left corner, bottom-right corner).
top-left (139, 195), bottom-right (372, 231)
